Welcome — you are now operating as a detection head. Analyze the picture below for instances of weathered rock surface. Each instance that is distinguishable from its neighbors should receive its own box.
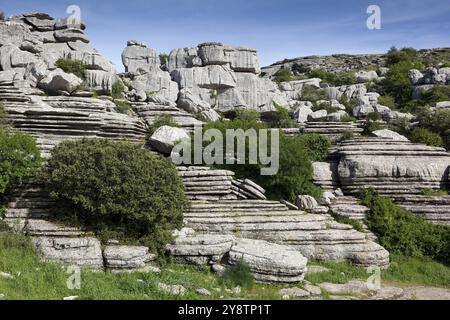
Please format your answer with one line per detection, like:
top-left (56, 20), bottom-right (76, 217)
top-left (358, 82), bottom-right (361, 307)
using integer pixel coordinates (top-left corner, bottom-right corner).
top-left (149, 126), bottom-right (190, 154)
top-left (228, 238), bottom-right (308, 282)
top-left (103, 245), bottom-right (157, 273)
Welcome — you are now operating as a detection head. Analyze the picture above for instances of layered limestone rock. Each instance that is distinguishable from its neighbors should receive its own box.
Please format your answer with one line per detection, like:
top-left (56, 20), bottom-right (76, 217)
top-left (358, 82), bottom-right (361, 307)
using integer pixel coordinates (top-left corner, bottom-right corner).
top-left (391, 195), bottom-right (450, 225)
top-left (0, 84), bottom-right (146, 157)
top-left (303, 122), bottom-right (363, 142)
top-left (1, 14), bottom-right (117, 94)
top-left (103, 245), bottom-right (158, 273)
top-left (336, 138), bottom-right (450, 195)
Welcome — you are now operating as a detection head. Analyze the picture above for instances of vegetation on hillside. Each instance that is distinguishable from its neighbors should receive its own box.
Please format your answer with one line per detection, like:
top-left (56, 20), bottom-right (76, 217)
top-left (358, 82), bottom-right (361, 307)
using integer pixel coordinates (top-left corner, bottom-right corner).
top-left (40, 139), bottom-right (188, 254)
top-left (55, 58), bottom-right (86, 79)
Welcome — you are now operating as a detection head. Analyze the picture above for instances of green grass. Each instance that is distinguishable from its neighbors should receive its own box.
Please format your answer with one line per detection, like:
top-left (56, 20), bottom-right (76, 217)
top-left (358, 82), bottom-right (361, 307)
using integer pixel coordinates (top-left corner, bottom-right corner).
top-left (420, 188), bottom-right (449, 196)
top-left (1, 226), bottom-right (448, 300)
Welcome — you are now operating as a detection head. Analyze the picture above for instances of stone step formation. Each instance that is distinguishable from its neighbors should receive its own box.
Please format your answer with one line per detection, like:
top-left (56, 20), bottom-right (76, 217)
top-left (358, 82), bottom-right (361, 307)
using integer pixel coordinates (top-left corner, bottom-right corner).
top-left (311, 137), bottom-right (450, 225)
top-left (1, 83), bottom-right (147, 157)
top-left (303, 121), bottom-right (364, 143)
top-left (131, 102), bottom-right (202, 132)
top-left (4, 184), bottom-right (158, 272)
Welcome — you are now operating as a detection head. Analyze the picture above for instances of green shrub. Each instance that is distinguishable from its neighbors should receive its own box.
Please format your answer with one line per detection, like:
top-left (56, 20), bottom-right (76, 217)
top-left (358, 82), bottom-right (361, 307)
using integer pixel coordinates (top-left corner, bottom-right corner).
top-left (420, 188), bottom-right (448, 196)
top-left (55, 58), bottom-right (86, 79)
top-left (300, 86), bottom-right (327, 102)
top-left (419, 85), bottom-right (450, 105)
top-left (341, 130), bottom-right (355, 140)
top-left (385, 47), bottom-right (422, 66)
top-left (147, 114), bottom-right (180, 138)
top-left (266, 103), bottom-right (297, 128)
top-left (221, 259), bottom-right (254, 289)
top-left (330, 211), bottom-right (364, 232)
top-left (339, 115), bottom-right (357, 123)
top-left (159, 53), bottom-right (168, 65)
top-left (367, 112), bottom-right (381, 121)
top-left (360, 189), bottom-right (450, 265)
top-left (416, 108), bottom-right (450, 149)
top-left (0, 103), bottom-right (11, 129)
top-left (273, 68), bottom-right (298, 83)
top-left (306, 69), bottom-right (356, 86)
top-left (377, 94), bottom-right (397, 109)
top-left (114, 100), bottom-right (132, 115)
top-left (41, 139), bottom-right (188, 254)
top-left (0, 130), bottom-right (42, 196)
top-left (363, 121), bottom-right (383, 134)
top-left (111, 81), bottom-right (126, 100)
top-left (201, 114), bottom-right (324, 201)
top-left (409, 127), bottom-right (443, 147)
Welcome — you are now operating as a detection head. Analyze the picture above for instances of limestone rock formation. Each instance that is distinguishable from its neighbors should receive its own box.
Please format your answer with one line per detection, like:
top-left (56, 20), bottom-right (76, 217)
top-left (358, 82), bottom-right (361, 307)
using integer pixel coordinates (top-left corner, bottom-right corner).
top-left (149, 125), bottom-right (190, 154)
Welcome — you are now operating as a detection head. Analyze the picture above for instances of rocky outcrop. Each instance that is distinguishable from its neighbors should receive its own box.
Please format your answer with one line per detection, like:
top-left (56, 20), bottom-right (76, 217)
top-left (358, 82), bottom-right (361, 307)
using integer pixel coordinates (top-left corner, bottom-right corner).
top-left (149, 125), bottom-right (190, 154)
top-left (103, 245), bottom-right (158, 273)
top-left (1, 14), bottom-right (116, 94)
top-left (336, 138), bottom-right (450, 195)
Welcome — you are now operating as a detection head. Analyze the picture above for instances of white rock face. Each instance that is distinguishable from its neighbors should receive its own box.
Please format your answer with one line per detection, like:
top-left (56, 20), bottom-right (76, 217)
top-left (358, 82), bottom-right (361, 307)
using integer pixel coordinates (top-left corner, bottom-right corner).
top-left (132, 71), bottom-right (179, 105)
top-left (435, 101), bottom-right (450, 109)
top-left (149, 126), bottom-right (190, 154)
top-left (296, 195), bottom-right (318, 210)
top-left (371, 129), bottom-right (409, 141)
top-left (122, 42), bottom-right (159, 74)
top-left (294, 105), bottom-right (313, 123)
top-left (229, 238), bottom-right (308, 282)
top-left (38, 68), bottom-right (83, 94)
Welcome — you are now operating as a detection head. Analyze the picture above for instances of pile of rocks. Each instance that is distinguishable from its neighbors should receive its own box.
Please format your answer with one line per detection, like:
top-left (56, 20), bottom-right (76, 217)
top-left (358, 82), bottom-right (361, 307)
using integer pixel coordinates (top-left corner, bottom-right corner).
top-left (1, 13), bottom-right (116, 95)
top-left (178, 166), bottom-right (267, 201)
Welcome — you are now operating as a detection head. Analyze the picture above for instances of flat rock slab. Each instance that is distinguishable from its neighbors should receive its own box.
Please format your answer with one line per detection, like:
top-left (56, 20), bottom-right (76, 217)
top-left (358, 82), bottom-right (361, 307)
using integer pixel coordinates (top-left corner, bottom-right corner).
top-left (103, 245), bottom-right (156, 271)
top-left (228, 238), bottom-right (307, 283)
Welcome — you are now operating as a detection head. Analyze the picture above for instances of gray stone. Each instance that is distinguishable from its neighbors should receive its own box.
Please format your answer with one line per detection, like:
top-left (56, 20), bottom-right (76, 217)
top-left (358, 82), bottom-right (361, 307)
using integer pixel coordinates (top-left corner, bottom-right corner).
top-left (196, 288), bottom-right (212, 296)
top-left (296, 195), bottom-right (318, 210)
top-left (303, 284), bottom-right (322, 295)
top-left (371, 129), bottom-right (409, 141)
top-left (355, 70), bottom-right (378, 82)
top-left (279, 287), bottom-right (310, 298)
top-left (38, 68), bottom-right (83, 94)
top-left (158, 282), bottom-right (186, 296)
top-left (293, 105), bottom-right (313, 123)
top-left (149, 126), bottom-right (190, 154)
top-left (54, 28), bottom-right (89, 43)
top-left (103, 245), bottom-right (156, 272)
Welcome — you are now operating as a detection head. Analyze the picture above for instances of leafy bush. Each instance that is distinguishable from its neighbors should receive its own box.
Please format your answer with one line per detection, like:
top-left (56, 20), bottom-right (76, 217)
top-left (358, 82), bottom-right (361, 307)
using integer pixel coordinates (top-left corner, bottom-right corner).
top-left (273, 68), bottom-right (298, 83)
top-left (114, 100), bottom-right (132, 115)
top-left (265, 103), bottom-right (297, 128)
top-left (221, 259), bottom-right (254, 289)
top-left (202, 113), bottom-right (325, 201)
top-left (420, 188), bottom-right (448, 196)
top-left (416, 108), bottom-right (450, 149)
top-left (0, 103), bottom-right (11, 129)
top-left (377, 94), bottom-right (397, 109)
top-left (367, 112), bottom-right (381, 121)
top-left (55, 58), bottom-right (86, 79)
top-left (306, 68), bottom-right (356, 86)
top-left (159, 53), bottom-right (168, 65)
top-left (0, 130), bottom-right (42, 196)
top-left (300, 86), bottom-right (327, 102)
top-left (409, 127), bottom-right (443, 147)
top-left (382, 60), bottom-right (422, 105)
top-left (385, 47), bottom-right (422, 66)
top-left (419, 85), bottom-right (450, 105)
top-left (363, 121), bottom-right (383, 135)
top-left (360, 189), bottom-right (450, 265)
top-left (111, 81), bottom-right (126, 100)
top-left (41, 139), bottom-right (188, 254)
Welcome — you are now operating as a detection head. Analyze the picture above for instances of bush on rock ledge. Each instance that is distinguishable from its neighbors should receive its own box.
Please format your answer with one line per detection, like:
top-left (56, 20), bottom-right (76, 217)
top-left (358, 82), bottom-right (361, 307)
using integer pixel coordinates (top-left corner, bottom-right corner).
top-left (41, 139), bottom-right (188, 254)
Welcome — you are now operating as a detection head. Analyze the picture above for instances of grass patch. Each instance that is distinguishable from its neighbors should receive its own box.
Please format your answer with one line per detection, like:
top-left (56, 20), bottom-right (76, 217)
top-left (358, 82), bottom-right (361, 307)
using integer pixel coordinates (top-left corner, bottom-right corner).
top-left (420, 188), bottom-right (448, 196)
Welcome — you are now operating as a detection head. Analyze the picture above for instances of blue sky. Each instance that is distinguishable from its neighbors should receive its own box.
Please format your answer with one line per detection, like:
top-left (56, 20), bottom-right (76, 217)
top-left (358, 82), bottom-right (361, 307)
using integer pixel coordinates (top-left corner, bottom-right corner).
top-left (1, 0), bottom-right (449, 71)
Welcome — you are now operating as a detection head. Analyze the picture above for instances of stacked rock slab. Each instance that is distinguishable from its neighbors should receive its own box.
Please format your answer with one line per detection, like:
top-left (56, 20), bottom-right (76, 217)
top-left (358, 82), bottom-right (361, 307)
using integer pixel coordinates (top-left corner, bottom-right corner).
top-left (390, 195), bottom-right (450, 225)
top-left (3, 184), bottom-right (158, 271)
top-left (177, 166), bottom-right (267, 201)
top-left (336, 138), bottom-right (450, 195)
top-left (303, 121), bottom-right (364, 143)
top-left (1, 83), bottom-right (146, 157)
top-left (182, 198), bottom-right (389, 268)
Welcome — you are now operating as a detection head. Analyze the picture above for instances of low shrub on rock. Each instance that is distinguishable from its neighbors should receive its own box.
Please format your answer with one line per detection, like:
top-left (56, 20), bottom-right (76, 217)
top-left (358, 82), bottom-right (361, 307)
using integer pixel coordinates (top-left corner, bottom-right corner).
top-left (41, 139), bottom-right (188, 254)
top-left (0, 130), bottom-right (42, 196)
top-left (360, 189), bottom-right (450, 265)
top-left (416, 108), bottom-right (450, 150)
top-left (409, 127), bottom-right (443, 147)
top-left (55, 58), bottom-right (86, 79)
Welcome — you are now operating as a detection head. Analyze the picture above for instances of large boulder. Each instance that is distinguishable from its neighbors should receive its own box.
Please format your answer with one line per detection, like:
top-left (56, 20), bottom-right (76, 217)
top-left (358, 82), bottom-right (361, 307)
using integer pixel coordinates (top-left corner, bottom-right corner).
top-left (132, 71), bottom-right (179, 105)
top-left (38, 68), bottom-right (83, 94)
top-left (149, 126), bottom-right (190, 154)
top-left (228, 238), bottom-right (308, 283)
top-left (103, 245), bottom-right (157, 273)
top-left (294, 105), bottom-right (313, 123)
top-left (371, 129), bottom-right (409, 141)
top-left (355, 70), bottom-right (378, 83)
top-left (122, 41), bottom-right (160, 74)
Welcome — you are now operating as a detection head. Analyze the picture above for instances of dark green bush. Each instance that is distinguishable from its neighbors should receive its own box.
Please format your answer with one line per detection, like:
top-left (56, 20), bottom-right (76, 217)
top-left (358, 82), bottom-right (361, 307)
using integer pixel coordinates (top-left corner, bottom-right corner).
top-left (419, 85), bottom-right (450, 105)
top-left (367, 112), bottom-right (381, 121)
top-left (416, 108), bottom-right (450, 150)
top-left (0, 130), bottom-right (42, 196)
top-left (0, 103), bottom-right (11, 129)
top-left (111, 81), bottom-right (126, 100)
top-left (360, 189), bottom-right (450, 265)
top-left (201, 112), bottom-right (325, 201)
top-left (273, 68), bottom-right (298, 83)
top-left (55, 58), bottom-right (86, 79)
top-left (221, 259), bottom-right (254, 289)
top-left (409, 127), bottom-right (443, 147)
top-left (300, 86), bottom-right (327, 102)
top-left (385, 47), bottom-right (422, 66)
top-left (377, 94), bottom-right (397, 109)
top-left (382, 60), bottom-right (423, 105)
top-left (159, 53), bottom-right (168, 65)
top-left (265, 103), bottom-right (297, 128)
top-left (41, 139), bottom-right (188, 254)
